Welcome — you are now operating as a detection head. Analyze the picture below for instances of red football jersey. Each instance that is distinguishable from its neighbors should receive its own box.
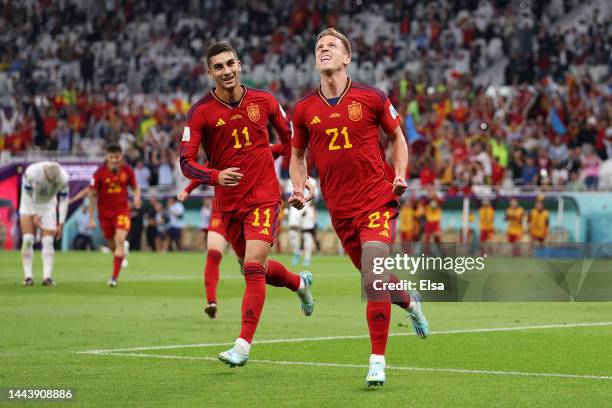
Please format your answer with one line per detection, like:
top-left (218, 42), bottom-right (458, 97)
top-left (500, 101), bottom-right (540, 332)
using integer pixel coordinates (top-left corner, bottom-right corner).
top-left (180, 86), bottom-right (292, 212)
top-left (292, 79), bottom-right (401, 219)
top-left (90, 163), bottom-right (137, 217)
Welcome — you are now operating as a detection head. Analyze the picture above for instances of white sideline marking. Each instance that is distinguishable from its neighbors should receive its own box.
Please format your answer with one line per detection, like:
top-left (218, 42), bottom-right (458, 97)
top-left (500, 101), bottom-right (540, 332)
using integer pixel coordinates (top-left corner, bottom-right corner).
top-left (93, 352), bottom-right (612, 381)
top-left (78, 321), bottom-right (612, 355)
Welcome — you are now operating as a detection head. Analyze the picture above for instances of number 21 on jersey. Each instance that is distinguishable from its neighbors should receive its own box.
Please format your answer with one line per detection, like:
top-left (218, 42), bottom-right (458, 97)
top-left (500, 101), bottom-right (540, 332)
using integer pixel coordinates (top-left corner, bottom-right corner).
top-left (326, 127), bottom-right (352, 151)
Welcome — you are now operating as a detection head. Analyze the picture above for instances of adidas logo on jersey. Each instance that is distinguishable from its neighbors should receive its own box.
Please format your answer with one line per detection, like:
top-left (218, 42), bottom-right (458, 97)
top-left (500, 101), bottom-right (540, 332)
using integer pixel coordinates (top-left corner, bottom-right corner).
top-left (216, 118), bottom-right (226, 127)
top-left (310, 116), bottom-right (321, 124)
top-left (259, 228), bottom-right (270, 236)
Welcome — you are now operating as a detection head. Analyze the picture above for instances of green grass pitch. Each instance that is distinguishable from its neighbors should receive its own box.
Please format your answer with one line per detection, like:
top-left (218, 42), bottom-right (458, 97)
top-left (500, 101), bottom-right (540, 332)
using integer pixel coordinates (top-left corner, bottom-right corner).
top-left (1, 251), bottom-right (612, 407)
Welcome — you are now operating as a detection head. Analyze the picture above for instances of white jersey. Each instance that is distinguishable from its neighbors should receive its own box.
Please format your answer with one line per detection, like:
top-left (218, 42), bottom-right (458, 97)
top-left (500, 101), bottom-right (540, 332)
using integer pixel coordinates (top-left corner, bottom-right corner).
top-left (21, 161), bottom-right (69, 207)
top-left (19, 161), bottom-right (69, 229)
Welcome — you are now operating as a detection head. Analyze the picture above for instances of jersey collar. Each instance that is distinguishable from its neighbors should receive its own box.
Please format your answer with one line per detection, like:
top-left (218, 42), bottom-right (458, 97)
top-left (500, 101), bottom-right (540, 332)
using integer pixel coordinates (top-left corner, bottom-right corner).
top-left (211, 85), bottom-right (248, 109)
top-left (317, 78), bottom-right (352, 107)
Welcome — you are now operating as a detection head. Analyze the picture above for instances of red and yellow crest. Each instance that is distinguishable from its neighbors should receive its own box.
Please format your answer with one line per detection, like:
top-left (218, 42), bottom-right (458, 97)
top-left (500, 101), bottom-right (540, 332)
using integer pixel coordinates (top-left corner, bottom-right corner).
top-left (348, 102), bottom-right (362, 121)
top-left (247, 105), bottom-right (260, 122)
top-left (211, 218), bottom-right (220, 228)
top-left (119, 172), bottom-right (128, 183)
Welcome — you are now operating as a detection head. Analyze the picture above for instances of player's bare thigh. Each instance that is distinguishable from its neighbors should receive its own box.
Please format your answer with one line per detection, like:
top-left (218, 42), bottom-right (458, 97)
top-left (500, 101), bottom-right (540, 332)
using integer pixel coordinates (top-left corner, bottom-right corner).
top-left (243, 239), bottom-right (271, 267)
top-left (20, 214), bottom-right (56, 237)
top-left (20, 215), bottom-right (36, 235)
top-left (208, 231), bottom-right (227, 253)
top-left (110, 228), bottom-right (128, 255)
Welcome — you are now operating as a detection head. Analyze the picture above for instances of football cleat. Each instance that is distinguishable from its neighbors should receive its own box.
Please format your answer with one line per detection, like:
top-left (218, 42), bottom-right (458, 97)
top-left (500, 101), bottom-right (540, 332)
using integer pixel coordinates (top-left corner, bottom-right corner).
top-left (302, 259), bottom-right (311, 267)
top-left (23, 277), bottom-right (34, 286)
top-left (108, 278), bottom-right (118, 288)
top-left (218, 348), bottom-right (248, 368)
top-left (204, 302), bottom-right (217, 319)
top-left (408, 291), bottom-right (429, 338)
top-left (297, 271), bottom-right (314, 316)
top-left (42, 278), bottom-right (56, 287)
top-left (365, 361), bottom-right (385, 386)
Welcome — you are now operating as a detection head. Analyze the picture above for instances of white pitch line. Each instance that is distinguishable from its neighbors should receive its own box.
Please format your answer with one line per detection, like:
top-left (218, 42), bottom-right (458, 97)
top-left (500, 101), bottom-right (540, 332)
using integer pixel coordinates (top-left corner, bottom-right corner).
top-left (77, 321), bottom-right (612, 355)
top-left (94, 352), bottom-right (612, 381)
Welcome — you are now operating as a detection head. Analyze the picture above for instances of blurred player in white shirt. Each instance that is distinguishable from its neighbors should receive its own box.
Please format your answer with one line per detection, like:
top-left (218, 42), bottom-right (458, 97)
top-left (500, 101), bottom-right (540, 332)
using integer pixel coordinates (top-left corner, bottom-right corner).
top-left (19, 161), bottom-right (69, 286)
top-left (287, 178), bottom-right (317, 267)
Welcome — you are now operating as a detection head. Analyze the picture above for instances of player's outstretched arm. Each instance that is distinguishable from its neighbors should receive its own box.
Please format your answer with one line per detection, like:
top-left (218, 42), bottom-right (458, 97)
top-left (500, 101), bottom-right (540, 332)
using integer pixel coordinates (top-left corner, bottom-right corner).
top-left (133, 184), bottom-right (142, 209)
top-left (88, 188), bottom-right (97, 229)
top-left (289, 147), bottom-right (314, 210)
top-left (68, 186), bottom-right (90, 205)
top-left (178, 179), bottom-right (202, 202)
top-left (387, 125), bottom-right (408, 196)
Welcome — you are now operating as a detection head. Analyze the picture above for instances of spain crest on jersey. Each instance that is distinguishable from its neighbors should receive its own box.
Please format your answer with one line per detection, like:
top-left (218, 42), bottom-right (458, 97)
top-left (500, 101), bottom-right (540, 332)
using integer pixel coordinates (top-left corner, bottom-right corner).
top-left (119, 172), bottom-right (128, 183)
top-left (247, 105), bottom-right (260, 122)
top-left (348, 102), bottom-right (362, 121)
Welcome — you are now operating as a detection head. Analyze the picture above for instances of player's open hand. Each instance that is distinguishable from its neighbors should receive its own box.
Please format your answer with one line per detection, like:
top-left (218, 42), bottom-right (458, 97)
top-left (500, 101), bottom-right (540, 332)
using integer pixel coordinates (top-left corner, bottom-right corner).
top-left (88, 218), bottom-right (97, 230)
top-left (392, 176), bottom-right (408, 195)
top-left (177, 190), bottom-right (189, 202)
top-left (218, 167), bottom-right (243, 186)
top-left (134, 196), bottom-right (142, 209)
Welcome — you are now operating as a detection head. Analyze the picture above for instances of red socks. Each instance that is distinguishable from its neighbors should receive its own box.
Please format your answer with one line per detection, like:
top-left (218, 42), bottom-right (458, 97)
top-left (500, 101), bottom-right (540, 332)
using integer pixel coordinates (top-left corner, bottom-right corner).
top-left (265, 259), bottom-right (301, 291)
top-left (204, 249), bottom-right (222, 303)
top-left (239, 262), bottom-right (267, 343)
top-left (112, 256), bottom-right (123, 280)
top-left (366, 301), bottom-right (391, 355)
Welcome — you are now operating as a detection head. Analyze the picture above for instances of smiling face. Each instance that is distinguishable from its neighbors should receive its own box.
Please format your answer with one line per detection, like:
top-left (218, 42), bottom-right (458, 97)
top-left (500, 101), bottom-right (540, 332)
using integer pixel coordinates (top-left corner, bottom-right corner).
top-left (315, 35), bottom-right (351, 74)
top-left (208, 51), bottom-right (241, 91)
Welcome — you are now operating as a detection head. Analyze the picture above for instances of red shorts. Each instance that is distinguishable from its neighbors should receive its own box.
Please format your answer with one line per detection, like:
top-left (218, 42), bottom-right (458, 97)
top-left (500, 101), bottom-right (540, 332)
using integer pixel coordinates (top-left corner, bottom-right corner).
top-left (220, 201), bottom-right (280, 258)
top-left (480, 229), bottom-right (494, 242)
top-left (205, 211), bottom-right (227, 238)
top-left (531, 235), bottom-right (545, 243)
top-left (99, 212), bottom-right (131, 240)
top-left (331, 204), bottom-right (399, 269)
top-left (424, 221), bottom-right (440, 234)
top-left (400, 231), bottom-right (414, 242)
top-left (507, 233), bottom-right (521, 243)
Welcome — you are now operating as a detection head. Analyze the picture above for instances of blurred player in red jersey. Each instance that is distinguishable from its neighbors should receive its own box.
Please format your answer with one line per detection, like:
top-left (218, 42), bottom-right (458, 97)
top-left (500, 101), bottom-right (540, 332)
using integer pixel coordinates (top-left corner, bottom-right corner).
top-left (289, 28), bottom-right (429, 387)
top-left (423, 187), bottom-right (443, 255)
top-left (178, 143), bottom-right (288, 319)
top-left (88, 144), bottom-right (141, 287)
top-left (179, 42), bottom-right (314, 367)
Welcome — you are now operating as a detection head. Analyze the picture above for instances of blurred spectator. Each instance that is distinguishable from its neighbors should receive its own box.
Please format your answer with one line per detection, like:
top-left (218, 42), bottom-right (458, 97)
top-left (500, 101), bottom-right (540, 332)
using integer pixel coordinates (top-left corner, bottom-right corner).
top-left (72, 206), bottom-right (94, 250)
top-left (167, 197), bottom-right (185, 251)
top-left (581, 146), bottom-right (601, 190)
top-left (128, 201), bottom-right (144, 251)
top-left (134, 161), bottom-right (152, 191)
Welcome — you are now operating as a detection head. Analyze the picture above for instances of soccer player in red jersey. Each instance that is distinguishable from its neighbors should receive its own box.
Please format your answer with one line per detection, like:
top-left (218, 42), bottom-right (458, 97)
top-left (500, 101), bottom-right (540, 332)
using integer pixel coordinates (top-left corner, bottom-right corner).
top-left (89, 144), bottom-right (141, 287)
top-left (289, 28), bottom-right (429, 386)
top-left (178, 143), bottom-right (289, 320)
top-left (179, 42), bottom-right (314, 367)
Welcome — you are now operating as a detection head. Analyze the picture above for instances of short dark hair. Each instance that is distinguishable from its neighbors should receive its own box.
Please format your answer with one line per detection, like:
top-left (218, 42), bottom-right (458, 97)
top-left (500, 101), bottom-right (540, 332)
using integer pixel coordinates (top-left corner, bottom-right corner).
top-left (106, 144), bottom-right (122, 154)
top-left (206, 42), bottom-right (238, 67)
top-left (316, 28), bottom-right (351, 56)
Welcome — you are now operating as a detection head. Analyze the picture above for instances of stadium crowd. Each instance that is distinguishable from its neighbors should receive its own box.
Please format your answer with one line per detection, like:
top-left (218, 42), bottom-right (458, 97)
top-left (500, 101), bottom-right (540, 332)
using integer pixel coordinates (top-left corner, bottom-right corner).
top-left (0, 0), bottom-right (611, 192)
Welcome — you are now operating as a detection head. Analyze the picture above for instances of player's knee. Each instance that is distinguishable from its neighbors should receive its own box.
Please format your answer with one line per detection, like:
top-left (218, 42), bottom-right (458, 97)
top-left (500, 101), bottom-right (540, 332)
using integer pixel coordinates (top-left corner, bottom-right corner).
top-left (41, 236), bottom-right (54, 254)
top-left (22, 234), bottom-right (35, 251)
